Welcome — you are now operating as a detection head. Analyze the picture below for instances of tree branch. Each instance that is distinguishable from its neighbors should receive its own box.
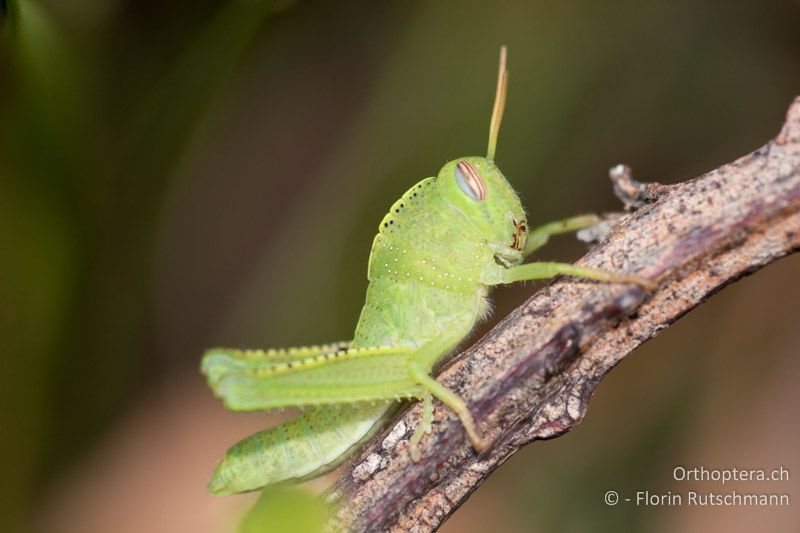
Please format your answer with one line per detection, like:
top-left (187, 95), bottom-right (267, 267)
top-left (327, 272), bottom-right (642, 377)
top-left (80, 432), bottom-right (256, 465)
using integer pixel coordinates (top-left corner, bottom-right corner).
top-left (326, 97), bottom-right (800, 532)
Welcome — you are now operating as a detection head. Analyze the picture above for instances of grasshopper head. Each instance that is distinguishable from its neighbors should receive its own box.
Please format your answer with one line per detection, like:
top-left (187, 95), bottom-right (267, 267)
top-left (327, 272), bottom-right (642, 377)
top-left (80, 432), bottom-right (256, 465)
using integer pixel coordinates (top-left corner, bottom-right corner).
top-left (435, 46), bottom-right (526, 267)
top-left (436, 157), bottom-right (527, 267)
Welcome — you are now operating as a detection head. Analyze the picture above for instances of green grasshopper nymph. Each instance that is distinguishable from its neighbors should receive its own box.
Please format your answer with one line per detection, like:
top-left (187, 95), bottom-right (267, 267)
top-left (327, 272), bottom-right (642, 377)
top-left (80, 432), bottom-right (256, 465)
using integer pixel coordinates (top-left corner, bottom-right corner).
top-left (201, 46), bottom-right (653, 495)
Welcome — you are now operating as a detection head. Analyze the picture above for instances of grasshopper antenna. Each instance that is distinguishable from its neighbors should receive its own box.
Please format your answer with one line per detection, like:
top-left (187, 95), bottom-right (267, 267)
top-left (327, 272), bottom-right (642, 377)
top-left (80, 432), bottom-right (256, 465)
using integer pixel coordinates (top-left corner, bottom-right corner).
top-left (487, 45), bottom-right (508, 161)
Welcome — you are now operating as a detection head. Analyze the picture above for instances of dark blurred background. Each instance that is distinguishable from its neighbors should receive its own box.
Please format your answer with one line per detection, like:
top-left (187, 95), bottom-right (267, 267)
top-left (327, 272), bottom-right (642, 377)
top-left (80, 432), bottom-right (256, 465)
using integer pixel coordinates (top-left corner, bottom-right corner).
top-left (1, 1), bottom-right (798, 532)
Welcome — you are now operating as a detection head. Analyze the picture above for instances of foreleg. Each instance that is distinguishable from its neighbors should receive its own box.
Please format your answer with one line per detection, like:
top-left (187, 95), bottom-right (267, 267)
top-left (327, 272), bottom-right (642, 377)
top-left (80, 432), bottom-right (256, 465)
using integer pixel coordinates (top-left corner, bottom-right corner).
top-left (524, 214), bottom-right (601, 257)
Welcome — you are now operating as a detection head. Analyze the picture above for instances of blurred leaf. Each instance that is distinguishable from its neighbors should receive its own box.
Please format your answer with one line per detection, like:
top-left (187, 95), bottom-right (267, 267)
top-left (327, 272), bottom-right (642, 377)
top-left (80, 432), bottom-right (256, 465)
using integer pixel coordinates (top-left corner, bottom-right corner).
top-left (3, 0), bottom-right (89, 178)
top-left (239, 487), bottom-right (330, 533)
top-left (0, 3), bottom-right (84, 531)
top-left (0, 1), bottom-right (278, 530)
top-left (122, 0), bottom-right (276, 189)
top-left (24, 0), bottom-right (280, 485)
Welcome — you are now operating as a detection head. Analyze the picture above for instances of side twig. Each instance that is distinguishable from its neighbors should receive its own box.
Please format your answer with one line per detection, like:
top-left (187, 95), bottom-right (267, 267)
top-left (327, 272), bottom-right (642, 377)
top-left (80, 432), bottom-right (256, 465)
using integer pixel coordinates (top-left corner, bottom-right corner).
top-left (327, 98), bottom-right (800, 532)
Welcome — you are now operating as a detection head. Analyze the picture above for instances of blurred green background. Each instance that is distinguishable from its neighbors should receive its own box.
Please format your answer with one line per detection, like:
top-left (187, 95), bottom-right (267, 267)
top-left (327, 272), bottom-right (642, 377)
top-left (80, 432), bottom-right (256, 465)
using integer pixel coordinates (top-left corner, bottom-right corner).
top-left (1, 1), bottom-right (798, 532)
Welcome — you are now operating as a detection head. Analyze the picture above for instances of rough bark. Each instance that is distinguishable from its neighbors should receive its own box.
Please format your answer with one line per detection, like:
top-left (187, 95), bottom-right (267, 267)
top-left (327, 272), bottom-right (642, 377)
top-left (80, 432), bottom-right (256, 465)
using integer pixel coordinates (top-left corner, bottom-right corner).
top-left (326, 97), bottom-right (800, 532)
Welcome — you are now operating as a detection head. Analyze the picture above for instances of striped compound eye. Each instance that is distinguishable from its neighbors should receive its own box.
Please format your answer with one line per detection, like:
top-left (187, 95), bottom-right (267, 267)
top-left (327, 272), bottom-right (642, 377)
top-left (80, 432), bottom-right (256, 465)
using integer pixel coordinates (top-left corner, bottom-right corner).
top-left (455, 161), bottom-right (487, 201)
